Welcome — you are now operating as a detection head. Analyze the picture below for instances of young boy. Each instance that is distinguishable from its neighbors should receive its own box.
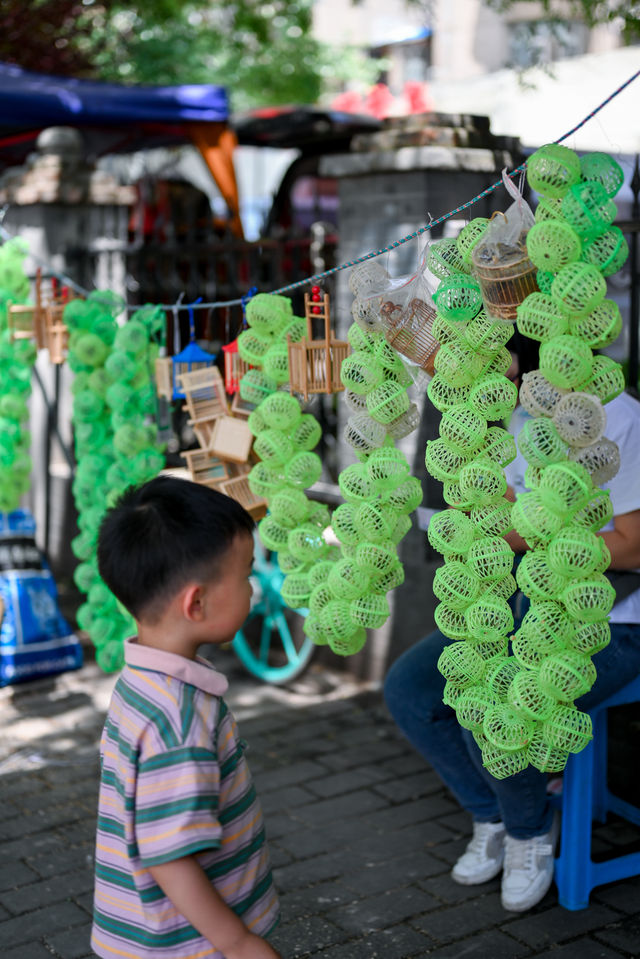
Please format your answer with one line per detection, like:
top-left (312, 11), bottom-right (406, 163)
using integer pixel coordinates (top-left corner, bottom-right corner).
top-left (90, 476), bottom-right (281, 959)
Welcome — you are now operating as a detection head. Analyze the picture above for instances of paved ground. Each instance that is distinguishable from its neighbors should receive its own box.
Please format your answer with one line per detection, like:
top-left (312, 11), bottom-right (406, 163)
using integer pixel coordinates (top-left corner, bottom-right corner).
top-left (1, 647), bottom-right (640, 959)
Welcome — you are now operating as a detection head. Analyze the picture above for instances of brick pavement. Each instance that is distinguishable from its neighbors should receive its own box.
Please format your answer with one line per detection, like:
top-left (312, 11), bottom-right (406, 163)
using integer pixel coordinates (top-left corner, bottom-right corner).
top-left (1, 651), bottom-right (640, 959)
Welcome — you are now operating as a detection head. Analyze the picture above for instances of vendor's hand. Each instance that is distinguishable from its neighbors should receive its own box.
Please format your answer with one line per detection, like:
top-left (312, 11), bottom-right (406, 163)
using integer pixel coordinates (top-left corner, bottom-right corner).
top-left (225, 931), bottom-right (282, 959)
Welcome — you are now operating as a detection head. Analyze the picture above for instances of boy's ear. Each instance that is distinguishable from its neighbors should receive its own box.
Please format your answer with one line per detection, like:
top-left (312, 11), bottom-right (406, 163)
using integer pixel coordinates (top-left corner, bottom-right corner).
top-left (181, 583), bottom-right (205, 622)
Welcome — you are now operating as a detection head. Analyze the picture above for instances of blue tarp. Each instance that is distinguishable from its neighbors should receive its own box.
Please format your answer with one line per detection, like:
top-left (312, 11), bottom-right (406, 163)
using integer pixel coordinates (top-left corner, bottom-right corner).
top-left (0, 62), bottom-right (229, 162)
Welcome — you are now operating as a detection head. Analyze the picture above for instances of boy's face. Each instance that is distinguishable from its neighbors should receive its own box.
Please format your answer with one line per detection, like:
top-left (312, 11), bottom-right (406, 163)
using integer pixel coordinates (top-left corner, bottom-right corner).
top-left (201, 532), bottom-right (254, 645)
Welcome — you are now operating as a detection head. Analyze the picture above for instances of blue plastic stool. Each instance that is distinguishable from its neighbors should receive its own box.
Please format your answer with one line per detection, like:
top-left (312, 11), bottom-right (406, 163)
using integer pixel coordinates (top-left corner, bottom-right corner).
top-left (554, 674), bottom-right (640, 910)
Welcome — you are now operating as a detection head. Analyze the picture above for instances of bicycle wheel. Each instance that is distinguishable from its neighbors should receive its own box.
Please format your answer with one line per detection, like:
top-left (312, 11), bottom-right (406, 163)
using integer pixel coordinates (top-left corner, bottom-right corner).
top-left (232, 547), bottom-right (314, 685)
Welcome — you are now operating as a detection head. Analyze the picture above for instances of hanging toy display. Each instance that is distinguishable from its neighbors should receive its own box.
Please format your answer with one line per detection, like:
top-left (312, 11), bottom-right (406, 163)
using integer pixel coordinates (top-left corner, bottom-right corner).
top-left (423, 145), bottom-right (628, 780)
top-left (69, 294), bottom-right (166, 673)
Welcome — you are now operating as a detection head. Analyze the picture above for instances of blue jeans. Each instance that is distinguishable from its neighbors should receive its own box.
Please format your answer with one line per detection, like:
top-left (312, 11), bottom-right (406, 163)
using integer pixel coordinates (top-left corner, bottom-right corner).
top-left (383, 620), bottom-right (640, 840)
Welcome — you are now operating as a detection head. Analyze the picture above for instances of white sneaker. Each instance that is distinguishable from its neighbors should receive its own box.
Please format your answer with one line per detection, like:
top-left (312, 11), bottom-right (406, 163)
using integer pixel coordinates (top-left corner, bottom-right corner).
top-left (451, 821), bottom-right (506, 885)
top-left (501, 813), bottom-right (560, 912)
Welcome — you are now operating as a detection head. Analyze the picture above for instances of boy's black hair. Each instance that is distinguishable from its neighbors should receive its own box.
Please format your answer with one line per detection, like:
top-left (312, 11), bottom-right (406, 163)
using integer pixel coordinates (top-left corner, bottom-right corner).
top-left (97, 476), bottom-right (255, 622)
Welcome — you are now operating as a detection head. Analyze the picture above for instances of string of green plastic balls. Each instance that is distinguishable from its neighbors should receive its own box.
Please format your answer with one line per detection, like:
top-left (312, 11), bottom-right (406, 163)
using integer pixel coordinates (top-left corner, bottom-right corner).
top-left (241, 291), bottom-right (421, 657)
top-left (424, 145), bottom-right (627, 779)
top-left (69, 293), bottom-right (166, 672)
top-left (0, 238), bottom-right (35, 513)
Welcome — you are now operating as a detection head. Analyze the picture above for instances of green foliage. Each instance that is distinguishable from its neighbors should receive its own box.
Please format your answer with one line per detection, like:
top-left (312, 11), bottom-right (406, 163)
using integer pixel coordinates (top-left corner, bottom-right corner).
top-left (0, 0), bottom-right (380, 111)
top-left (485, 0), bottom-right (640, 44)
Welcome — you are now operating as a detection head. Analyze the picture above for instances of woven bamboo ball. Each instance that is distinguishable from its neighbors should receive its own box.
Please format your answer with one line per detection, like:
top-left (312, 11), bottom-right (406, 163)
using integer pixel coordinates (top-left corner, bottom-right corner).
top-left (519, 370), bottom-right (568, 418)
top-left (562, 575), bottom-right (616, 622)
top-left (552, 391), bottom-right (606, 448)
top-left (551, 262), bottom-right (607, 317)
top-left (427, 237), bottom-right (470, 278)
top-left (433, 561), bottom-right (481, 611)
top-left (456, 217), bottom-right (490, 264)
top-left (427, 373), bottom-right (471, 412)
top-left (434, 274), bottom-right (483, 322)
top-left (580, 152), bottom-right (624, 198)
top-left (260, 391), bottom-right (302, 431)
top-left (516, 292), bottom-right (569, 343)
top-left (561, 180), bottom-right (618, 241)
top-left (517, 416), bottom-right (567, 467)
top-left (576, 354), bottom-right (625, 406)
top-left (582, 226), bottom-right (628, 277)
top-left (539, 334), bottom-right (593, 390)
top-left (468, 374), bottom-right (518, 420)
top-left (458, 460), bottom-right (507, 507)
top-left (568, 436), bottom-right (620, 486)
top-left (437, 641), bottom-right (485, 688)
top-left (542, 705), bottom-right (593, 753)
top-left (516, 548), bottom-right (567, 601)
top-left (526, 220), bottom-right (582, 272)
top-left (568, 299), bottom-right (622, 349)
top-left (427, 508), bottom-right (476, 555)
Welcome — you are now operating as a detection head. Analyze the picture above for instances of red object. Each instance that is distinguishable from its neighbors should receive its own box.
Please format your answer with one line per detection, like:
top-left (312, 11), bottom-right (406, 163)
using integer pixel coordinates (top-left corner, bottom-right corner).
top-left (222, 339), bottom-right (242, 394)
top-left (312, 306), bottom-right (321, 314)
top-left (311, 285), bottom-right (320, 294)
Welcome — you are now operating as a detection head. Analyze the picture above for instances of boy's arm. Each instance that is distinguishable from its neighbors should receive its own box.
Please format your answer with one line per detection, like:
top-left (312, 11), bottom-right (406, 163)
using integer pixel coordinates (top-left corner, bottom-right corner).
top-left (148, 855), bottom-right (281, 959)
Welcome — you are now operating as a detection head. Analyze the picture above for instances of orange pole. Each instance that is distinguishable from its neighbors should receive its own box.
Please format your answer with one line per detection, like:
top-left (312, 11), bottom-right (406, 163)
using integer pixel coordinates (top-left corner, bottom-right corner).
top-left (187, 122), bottom-right (244, 238)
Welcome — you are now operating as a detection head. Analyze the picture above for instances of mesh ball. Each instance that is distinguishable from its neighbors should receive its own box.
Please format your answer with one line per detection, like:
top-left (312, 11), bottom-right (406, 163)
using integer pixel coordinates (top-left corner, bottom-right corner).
top-left (456, 217), bottom-right (490, 264)
top-left (331, 503), bottom-right (360, 547)
top-left (427, 509), bottom-right (475, 556)
top-left (348, 322), bottom-right (379, 352)
top-left (569, 299), bottom-right (622, 350)
top-left (511, 489), bottom-right (564, 547)
top-left (287, 524), bottom-right (329, 562)
top-left (538, 650), bottom-right (597, 702)
top-left (466, 597), bottom-right (514, 641)
top-left (388, 513), bottom-right (412, 546)
top-left (433, 274), bottom-right (483, 322)
top-left (248, 462), bottom-right (285, 498)
top-left (350, 593), bottom-right (390, 629)
top-left (425, 438), bottom-right (470, 483)
top-left (512, 603), bottom-right (570, 667)
top-left (482, 743), bottom-right (529, 780)
top-left (341, 351), bottom-right (384, 394)
top-left (464, 311), bottom-right (514, 354)
top-left (552, 391), bottom-right (605, 448)
top-left (280, 572), bottom-right (312, 609)
top-left (303, 613), bottom-right (328, 645)
top-left (370, 556), bottom-right (405, 593)
top-left (433, 561), bottom-right (481, 611)
top-left (455, 684), bottom-right (498, 731)
top-left (475, 426), bottom-right (517, 469)
top-left (484, 656), bottom-right (522, 701)
top-left (576, 355), bottom-right (625, 406)
top-left (542, 705), bottom-right (593, 753)
top-left (458, 460), bottom-right (507, 507)
top-left (550, 263), bottom-right (607, 317)
top-left (327, 559), bottom-right (370, 601)
top-left (442, 480), bottom-right (475, 511)
top-left (483, 704), bottom-right (533, 752)
top-left (288, 414), bottom-right (321, 453)
top-left (277, 551), bottom-right (306, 574)
top-left (433, 342), bottom-right (477, 388)
top-left (329, 626), bottom-right (368, 657)
top-left (536, 269), bottom-right (555, 294)
top-left (534, 195), bottom-right (565, 223)
top-left (539, 334), bottom-right (593, 390)
top-left (434, 603), bottom-right (470, 640)
top-left (468, 374), bottom-right (518, 420)
top-left (526, 143), bottom-right (581, 199)
top-left (344, 388), bottom-right (369, 413)
top-left (581, 226), bottom-right (628, 277)
top-left (382, 475), bottom-right (423, 514)
top-left (561, 180), bottom-right (617, 241)
top-left (568, 437), bottom-right (620, 485)
top-left (258, 516), bottom-right (291, 552)
top-left (580, 151), bottom-right (624, 198)
top-left (524, 464), bottom-right (544, 488)
top-left (237, 329), bottom-right (271, 366)
top-left (253, 429), bottom-right (294, 467)
top-left (262, 343), bottom-right (291, 384)
top-left (427, 373), bottom-right (471, 412)
top-left (517, 416), bottom-right (567, 468)
top-left (508, 669), bottom-right (555, 721)
top-left (527, 729), bottom-right (569, 773)
top-left (374, 339), bottom-right (412, 384)
top-left (349, 260), bottom-right (390, 297)
top-left (562, 575), bottom-right (616, 622)
top-left (432, 311), bottom-right (468, 348)
top-left (466, 535), bottom-right (514, 581)
top-left (437, 641), bottom-right (485, 688)
top-left (516, 549), bottom-right (567, 601)
top-left (338, 462), bottom-right (376, 503)
top-left (470, 501), bottom-right (514, 538)
top-left (319, 599), bottom-right (358, 643)
top-left (569, 620), bottom-right (611, 656)
top-left (239, 368), bottom-right (278, 405)
top-left (538, 460), bottom-right (593, 514)
top-left (285, 451), bottom-right (322, 488)
top-left (385, 402), bottom-right (421, 440)
top-left (365, 446), bottom-right (411, 490)
top-left (571, 488), bottom-right (613, 533)
top-left (366, 380), bottom-right (410, 425)
top-left (269, 488), bottom-right (311, 528)
top-left (355, 541), bottom-right (398, 579)
top-left (260, 391), bottom-right (302, 431)
top-left (427, 237), bottom-right (470, 278)
top-left (516, 292), bottom-right (569, 343)
top-left (467, 635), bottom-right (509, 661)
top-left (308, 582), bottom-right (333, 616)
top-left (526, 220), bottom-right (582, 272)
top-left (519, 370), bottom-right (568, 419)
top-left (343, 411), bottom-right (386, 456)
top-left (354, 502), bottom-right (395, 544)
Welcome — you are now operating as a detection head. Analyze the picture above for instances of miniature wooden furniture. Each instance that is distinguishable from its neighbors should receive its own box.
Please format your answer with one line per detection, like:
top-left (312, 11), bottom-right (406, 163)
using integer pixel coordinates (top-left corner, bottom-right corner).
top-left (231, 391), bottom-right (255, 419)
top-left (222, 338), bottom-right (251, 395)
top-left (155, 357), bottom-right (174, 400)
top-left (287, 293), bottom-right (350, 401)
top-left (180, 449), bottom-right (229, 488)
top-left (209, 414), bottom-right (253, 464)
top-left (7, 302), bottom-right (39, 345)
top-left (179, 366), bottom-right (228, 449)
top-left (44, 301), bottom-right (70, 364)
top-left (219, 474), bottom-right (267, 520)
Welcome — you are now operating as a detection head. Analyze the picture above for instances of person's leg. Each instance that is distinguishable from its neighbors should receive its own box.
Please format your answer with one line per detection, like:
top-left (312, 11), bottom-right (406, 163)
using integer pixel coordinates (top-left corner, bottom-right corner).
top-left (575, 622), bottom-right (640, 711)
top-left (384, 630), bottom-right (501, 821)
top-left (384, 630), bottom-right (507, 885)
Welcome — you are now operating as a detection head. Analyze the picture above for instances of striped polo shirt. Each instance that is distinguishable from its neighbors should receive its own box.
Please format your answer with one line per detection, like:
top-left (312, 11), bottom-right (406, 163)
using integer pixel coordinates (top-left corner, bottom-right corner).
top-left (91, 638), bottom-right (280, 958)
